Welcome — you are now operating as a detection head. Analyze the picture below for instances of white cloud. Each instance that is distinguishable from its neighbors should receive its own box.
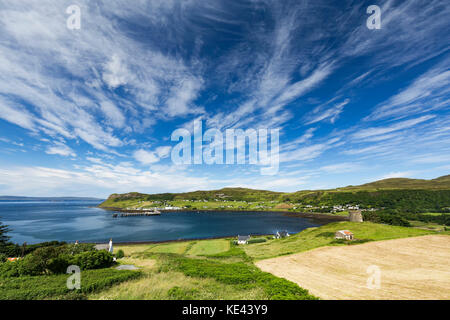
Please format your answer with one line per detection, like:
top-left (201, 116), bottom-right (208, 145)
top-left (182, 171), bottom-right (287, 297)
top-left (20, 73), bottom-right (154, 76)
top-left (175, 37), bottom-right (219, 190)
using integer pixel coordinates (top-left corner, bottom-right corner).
top-left (0, 0), bottom-right (205, 152)
top-left (166, 77), bottom-right (204, 117)
top-left (45, 143), bottom-right (76, 157)
top-left (0, 163), bottom-right (211, 197)
top-left (102, 54), bottom-right (131, 89)
top-left (133, 149), bottom-right (160, 165)
top-left (0, 96), bottom-right (36, 130)
top-left (352, 115), bottom-right (435, 139)
top-left (305, 99), bottom-right (349, 125)
top-left (280, 144), bottom-right (328, 163)
top-left (367, 61), bottom-right (450, 121)
top-left (319, 162), bottom-right (363, 174)
top-left (100, 101), bottom-right (126, 129)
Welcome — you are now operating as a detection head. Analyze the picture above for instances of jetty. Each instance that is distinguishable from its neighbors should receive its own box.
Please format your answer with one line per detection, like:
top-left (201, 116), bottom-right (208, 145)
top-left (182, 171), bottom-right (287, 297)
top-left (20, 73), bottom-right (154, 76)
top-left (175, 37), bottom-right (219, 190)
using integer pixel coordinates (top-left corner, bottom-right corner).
top-left (117, 210), bottom-right (161, 217)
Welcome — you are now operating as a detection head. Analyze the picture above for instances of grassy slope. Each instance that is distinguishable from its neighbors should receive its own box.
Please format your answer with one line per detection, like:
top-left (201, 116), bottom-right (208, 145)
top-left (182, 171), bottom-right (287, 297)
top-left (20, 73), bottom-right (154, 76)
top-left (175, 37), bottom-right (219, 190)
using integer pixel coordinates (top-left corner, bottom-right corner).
top-left (91, 238), bottom-right (316, 300)
top-left (88, 222), bottom-right (443, 300)
top-left (243, 221), bottom-right (436, 260)
top-left (90, 257), bottom-right (266, 300)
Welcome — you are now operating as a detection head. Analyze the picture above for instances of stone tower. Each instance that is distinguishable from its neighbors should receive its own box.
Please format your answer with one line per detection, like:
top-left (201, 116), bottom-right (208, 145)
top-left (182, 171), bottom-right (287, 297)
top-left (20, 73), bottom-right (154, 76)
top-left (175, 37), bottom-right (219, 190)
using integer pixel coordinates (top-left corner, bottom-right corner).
top-left (349, 210), bottom-right (363, 222)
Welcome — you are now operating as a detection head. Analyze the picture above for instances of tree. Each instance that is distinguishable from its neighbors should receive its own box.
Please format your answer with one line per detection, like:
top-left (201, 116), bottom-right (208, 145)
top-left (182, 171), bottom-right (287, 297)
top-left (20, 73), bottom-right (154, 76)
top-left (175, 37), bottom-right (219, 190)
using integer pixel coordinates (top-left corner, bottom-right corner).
top-left (0, 220), bottom-right (11, 246)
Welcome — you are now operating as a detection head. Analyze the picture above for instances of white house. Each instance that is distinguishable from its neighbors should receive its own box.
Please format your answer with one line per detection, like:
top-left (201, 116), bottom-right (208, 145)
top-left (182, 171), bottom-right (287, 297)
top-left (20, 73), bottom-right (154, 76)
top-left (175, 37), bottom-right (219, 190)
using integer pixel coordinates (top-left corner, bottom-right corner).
top-left (275, 231), bottom-right (290, 239)
top-left (335, 230), bottom-right (354, 240)
top-left (237, 235), bottom-right (251, 244)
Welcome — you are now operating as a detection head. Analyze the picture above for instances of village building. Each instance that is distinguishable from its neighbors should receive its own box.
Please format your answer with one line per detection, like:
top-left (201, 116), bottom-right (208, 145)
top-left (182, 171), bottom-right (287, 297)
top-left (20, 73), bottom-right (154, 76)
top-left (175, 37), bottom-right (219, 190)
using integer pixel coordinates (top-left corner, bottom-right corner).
top-left (335, 230), bottom-right (354, 240)
top-left (349, 210), bottom-right (363, 222)
top-left (94, 243), bottom-right (109, 251)
top-left (237, 235), bottom-right (251, 244)
top-left (275, 231), bottom-right (290, 239)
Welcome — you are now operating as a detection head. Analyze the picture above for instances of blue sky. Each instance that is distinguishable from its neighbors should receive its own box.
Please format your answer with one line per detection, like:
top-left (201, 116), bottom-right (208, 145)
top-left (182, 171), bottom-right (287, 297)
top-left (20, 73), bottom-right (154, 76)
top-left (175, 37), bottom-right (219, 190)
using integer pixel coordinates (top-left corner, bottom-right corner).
top-left (0, 0), bottom-right (449, 197)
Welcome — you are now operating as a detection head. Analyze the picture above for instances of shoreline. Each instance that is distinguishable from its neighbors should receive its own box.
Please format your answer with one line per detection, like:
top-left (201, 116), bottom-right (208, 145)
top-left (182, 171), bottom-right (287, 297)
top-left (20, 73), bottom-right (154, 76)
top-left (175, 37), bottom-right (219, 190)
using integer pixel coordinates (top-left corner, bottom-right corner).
top-left (99, 206), bottom-right (348, 223)
top-left (110, 233), bottom-right (271, 246)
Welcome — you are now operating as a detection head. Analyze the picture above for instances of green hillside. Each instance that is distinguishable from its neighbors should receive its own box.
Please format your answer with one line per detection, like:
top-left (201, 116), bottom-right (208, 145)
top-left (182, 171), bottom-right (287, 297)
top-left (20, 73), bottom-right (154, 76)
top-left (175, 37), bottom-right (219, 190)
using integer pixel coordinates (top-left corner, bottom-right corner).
top-left (100, 175), bottom-right (450, 210)
top-left (100, 187), bottom-right (282, 207)
top-left (337, 175), bottom-right (450, 191)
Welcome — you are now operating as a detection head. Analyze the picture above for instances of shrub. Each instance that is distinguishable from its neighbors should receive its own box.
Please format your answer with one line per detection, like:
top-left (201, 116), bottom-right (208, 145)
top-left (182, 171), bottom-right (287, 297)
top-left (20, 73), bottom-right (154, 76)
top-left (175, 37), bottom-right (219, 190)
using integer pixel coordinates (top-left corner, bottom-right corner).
top-left (0, 261), bottom-right (21, 277)
top-left (17, 254), bottom-right (46, 276)
top-left (26, 246), bottom-right (68, 274)
top-left (0, 255), bottom-right (46, 277)
top-left (47, 254), bottom-right (73, 274)
top-left (0, 253), bottom-right (6, 263)
top-left (72, 250), bottom-right (114, 270)
top-left (64, 243), bottom-right (96, 255)
top-left (247, 238), bottom-right (267, 244)
top-left (115, 249), bottom-right (125, 259)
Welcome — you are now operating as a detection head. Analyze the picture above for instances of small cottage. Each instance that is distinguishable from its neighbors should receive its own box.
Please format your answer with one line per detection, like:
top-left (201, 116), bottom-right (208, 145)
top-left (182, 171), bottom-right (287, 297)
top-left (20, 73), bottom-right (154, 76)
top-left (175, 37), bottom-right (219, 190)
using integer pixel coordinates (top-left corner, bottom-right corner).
top-left (237, 235), bottom-right (251, 245)
top-left (335, 230), bottom-right (354, 240)
top-left (94, 244), bottom-right (109, 251)
top-left (275, 231), bottom-right (290, 239)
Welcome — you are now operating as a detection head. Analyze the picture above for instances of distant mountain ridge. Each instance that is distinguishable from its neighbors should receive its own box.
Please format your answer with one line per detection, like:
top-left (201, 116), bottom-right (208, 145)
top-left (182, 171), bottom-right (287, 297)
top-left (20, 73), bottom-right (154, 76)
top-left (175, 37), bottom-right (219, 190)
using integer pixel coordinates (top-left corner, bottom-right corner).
top-left (101, 174), bottom-right (450, 206)
top-left (337, 175), bottom-right (450, 191)
top-left (0, 196), bottom-right (104, 201)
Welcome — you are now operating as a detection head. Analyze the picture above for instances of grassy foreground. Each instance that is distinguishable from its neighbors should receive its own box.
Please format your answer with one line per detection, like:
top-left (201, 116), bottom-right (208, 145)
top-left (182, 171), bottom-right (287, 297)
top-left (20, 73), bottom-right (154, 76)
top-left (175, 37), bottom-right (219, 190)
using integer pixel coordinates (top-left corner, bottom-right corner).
top-left (91, 238), bottom-right (317, 300)
top-left (91, 221), bottom-right (440, 300)
top-left (2, 222), bottom-right (440, 300)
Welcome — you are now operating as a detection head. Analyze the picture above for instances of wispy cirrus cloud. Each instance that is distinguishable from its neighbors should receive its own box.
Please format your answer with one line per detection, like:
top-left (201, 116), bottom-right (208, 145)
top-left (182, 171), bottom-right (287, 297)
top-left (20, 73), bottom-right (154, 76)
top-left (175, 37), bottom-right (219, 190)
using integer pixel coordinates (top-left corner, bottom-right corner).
top-left (352, 115), bottom-right (435, 140)
top-left (0, 0), bottom-right (448, 196)
top-left (366, 60), bottom-right (450, 121)
top-left (305, 99), bottom-right (350, 125)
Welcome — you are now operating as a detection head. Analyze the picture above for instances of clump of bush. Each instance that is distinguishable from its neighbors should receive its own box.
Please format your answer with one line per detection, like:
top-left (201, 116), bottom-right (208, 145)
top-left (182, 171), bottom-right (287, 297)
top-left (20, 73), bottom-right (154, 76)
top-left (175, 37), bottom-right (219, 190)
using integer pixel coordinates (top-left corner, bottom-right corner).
top-left (0, 253), bottom-right (6, 263)
top-left (115, 249), bottom-right (125, 259)
top-left (0, 244), bottom-right (114, 278)
top-left (72, 250), bottom-right (113, 270)
top-left (247, 238), bottom-right (267, 244)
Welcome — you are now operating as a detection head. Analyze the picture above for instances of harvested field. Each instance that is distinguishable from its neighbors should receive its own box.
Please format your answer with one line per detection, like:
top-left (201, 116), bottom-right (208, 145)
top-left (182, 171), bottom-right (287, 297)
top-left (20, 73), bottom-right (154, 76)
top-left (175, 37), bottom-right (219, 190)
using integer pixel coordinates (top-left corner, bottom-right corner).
top-left (256, 235), bottom-right (450, 300)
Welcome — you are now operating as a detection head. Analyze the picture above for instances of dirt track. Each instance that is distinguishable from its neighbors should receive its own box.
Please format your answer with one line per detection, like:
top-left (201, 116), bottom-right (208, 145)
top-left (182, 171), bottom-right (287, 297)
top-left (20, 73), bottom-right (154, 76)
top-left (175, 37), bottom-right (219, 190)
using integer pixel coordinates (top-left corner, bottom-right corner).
top-left (256, 235), bottom-right (450, 300)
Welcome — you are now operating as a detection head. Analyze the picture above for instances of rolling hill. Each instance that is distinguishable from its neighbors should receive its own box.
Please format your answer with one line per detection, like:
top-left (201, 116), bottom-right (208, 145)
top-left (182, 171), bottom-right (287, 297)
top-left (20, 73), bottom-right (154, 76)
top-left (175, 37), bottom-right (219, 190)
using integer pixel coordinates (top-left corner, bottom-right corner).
top-left (99, 175), bottom-right (450, 210)
top-left (337, 175), bottom-right (450, 191)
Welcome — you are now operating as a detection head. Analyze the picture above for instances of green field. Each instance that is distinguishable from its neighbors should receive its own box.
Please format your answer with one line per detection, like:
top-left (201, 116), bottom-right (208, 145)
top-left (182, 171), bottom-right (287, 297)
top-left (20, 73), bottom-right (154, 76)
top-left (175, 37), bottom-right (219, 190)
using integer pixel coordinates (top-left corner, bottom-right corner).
top-left (95, 238), bottom-right (317, 300)
top-left (186, 239), bottom-right (230, 256)
top-left (146, 242), bottom-right (193, 255)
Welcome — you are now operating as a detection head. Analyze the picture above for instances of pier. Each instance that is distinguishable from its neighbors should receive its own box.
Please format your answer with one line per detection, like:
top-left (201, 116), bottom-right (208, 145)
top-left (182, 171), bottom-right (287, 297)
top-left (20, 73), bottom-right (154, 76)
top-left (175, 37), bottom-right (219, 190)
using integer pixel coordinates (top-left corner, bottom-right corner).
top-left (113, 210), bottom-right (161, 217)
